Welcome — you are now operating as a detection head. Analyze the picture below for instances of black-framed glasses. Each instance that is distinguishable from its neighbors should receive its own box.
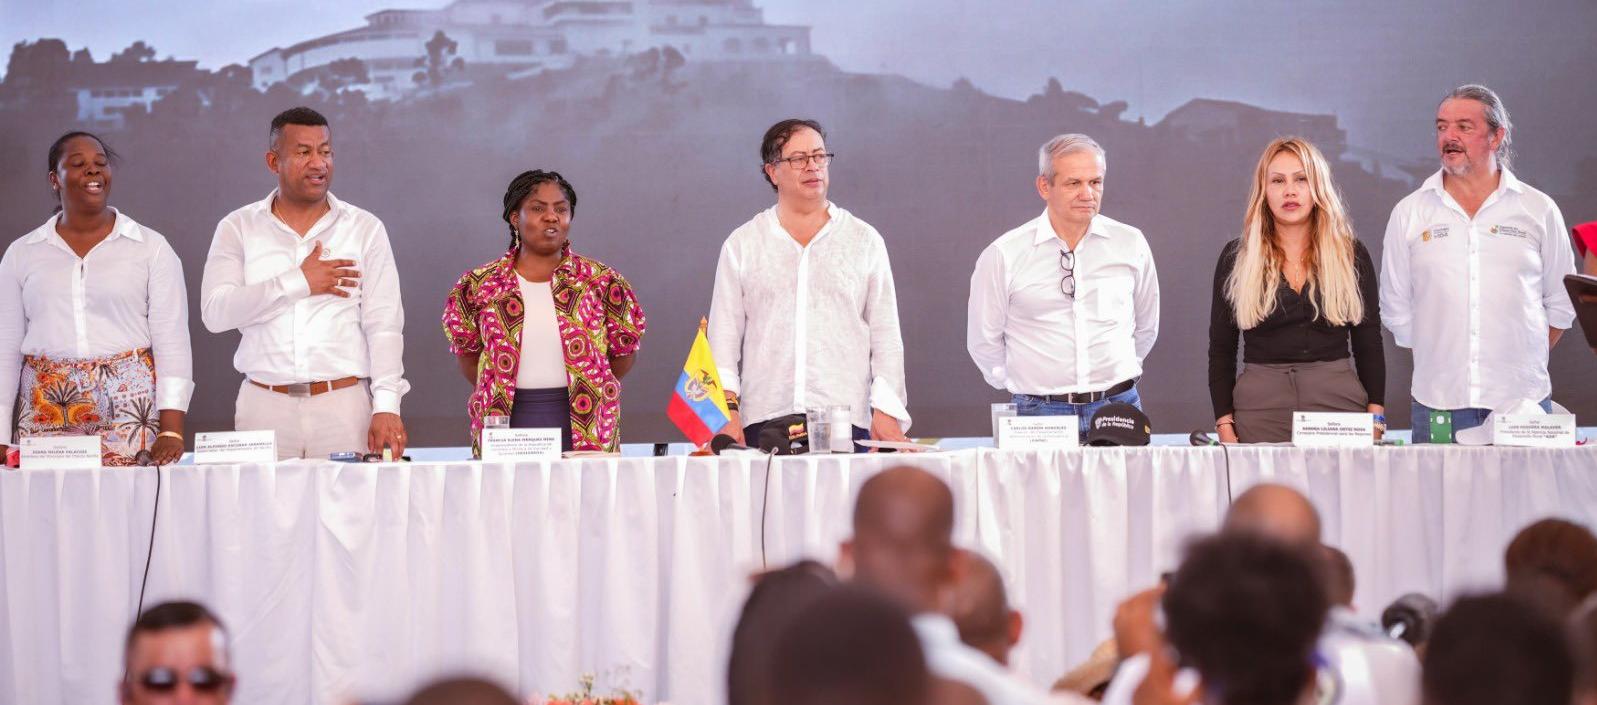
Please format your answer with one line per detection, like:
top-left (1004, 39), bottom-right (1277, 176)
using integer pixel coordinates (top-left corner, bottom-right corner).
top-left (1060, 249), bottom-right (1076, 298)
top-left (772, 152), bottom-right (835, 169)
top-left (130, 666), bottom-right (234, 693)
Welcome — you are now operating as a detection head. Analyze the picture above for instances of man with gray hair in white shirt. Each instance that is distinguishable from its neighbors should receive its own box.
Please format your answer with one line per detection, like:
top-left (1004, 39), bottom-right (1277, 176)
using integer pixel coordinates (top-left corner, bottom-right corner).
top-left (708, 118), bottom-right (911, 449)
top-left (967, 133), bottom-right (1160, 440)
top-left (1379, 84), bottom-right (1576, 442)
top-left (200, 107), bottom-right (409, 460)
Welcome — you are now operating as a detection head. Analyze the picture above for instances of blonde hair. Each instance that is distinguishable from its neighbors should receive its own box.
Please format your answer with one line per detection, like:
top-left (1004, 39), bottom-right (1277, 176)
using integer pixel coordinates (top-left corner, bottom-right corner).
top-left (1225, 137), bottom-right (1363, 329)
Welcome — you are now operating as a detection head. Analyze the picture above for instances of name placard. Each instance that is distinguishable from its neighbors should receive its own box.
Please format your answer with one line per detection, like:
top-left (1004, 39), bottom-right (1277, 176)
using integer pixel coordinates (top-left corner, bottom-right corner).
top-left (482, 427), bottom-right (562, 462)
top-left (194, 431), bottom-right (278, 465)
top-left (20, 435), bottom-right (102, 469)
top-left (1493, 414), bottom-right (1577, 448)
top-left (1291, 412), bottom-right (1374, 448)
top-left (997, 416), bottom-right (1079, 450)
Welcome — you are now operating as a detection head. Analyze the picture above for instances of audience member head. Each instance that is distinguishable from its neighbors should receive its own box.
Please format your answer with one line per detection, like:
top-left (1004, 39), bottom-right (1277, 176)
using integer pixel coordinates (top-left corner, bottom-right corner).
top-left (1319, 543), bottom-right (1356, 608)
top-left (1503, 518), bottom-right (1597, 615)
top-left (120, 601), bottom-right (234, 705)
top-left (769, 585), bottom-right (930, 705)
top-left (1422, 593), bottom-right (1573, 705)
top-left (266, 106), bottom-right (332, 205)
top-left (1163, 533), bottom-right (1329, 705)
top-left (1223, 483), bottom-right (1322, 548)
top-left (400, 676), bottom-right (519, 705)
top-left (844, 466), bottom-right (957, 613)
top-left (950, 549), bottom-right (1022, 666)
top-left (728, 560), bottom-right (840, 705)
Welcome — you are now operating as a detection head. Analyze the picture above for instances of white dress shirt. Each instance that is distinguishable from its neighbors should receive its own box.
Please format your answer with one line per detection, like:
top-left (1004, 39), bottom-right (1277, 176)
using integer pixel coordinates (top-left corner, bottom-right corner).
top-left (200, 191), bottom-right (409, 414)
top-left (707, 204), bottom-right (910, 430)
top-left (0, 210), bottom-right (194, 445)
top-left (967, 211), bottom-right (1160, 394)
top-left (1379, 169), bottom-right (1576, 411)
top-left (912, 613), bottom-right (1082, 705)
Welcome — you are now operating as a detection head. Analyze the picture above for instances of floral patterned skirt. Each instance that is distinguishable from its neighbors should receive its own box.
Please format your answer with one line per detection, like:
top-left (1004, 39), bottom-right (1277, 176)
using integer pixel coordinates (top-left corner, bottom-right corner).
top-left (15, 348), bottom-right (157, 466)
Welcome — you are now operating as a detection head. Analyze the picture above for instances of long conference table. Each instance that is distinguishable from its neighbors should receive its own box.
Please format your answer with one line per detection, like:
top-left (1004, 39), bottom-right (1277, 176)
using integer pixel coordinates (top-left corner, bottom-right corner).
top-left (3, 442), bottom-right (1595, 705)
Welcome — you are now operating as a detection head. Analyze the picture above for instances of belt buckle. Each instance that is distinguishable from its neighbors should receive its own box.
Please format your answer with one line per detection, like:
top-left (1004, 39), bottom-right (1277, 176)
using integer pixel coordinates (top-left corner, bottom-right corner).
top-left (283, 382), bottom-right (313, 397)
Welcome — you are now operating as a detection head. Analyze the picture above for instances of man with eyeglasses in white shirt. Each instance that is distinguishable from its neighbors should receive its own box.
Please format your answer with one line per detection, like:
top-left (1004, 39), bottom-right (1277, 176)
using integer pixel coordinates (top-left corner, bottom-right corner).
top-left (1379, 84), bottom-right (1576, 442)
top-left (200, 107), bottom-right (409, 460)
top-left (708, 118), bottom-right (911, 449)
top-left (967, 133), bottom-right (1160, 439)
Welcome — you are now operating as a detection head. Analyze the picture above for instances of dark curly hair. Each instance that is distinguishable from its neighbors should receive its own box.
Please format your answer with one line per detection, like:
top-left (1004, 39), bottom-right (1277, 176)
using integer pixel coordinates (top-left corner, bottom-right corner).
top-left (759, 118), bottom-right (825, 191)
top-left (1423, 593), bottom-right (1573, 705)
top-left (1163, 533), bottom-right (1328, 705)
top-left (501, 170), bottom-right (577, 251)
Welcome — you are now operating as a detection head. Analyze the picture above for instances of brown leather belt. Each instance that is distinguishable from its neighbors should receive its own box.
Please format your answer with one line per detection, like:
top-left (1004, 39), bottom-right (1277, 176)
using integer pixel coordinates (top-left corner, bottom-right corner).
top-left (250, 376), bottom-right (361, 397)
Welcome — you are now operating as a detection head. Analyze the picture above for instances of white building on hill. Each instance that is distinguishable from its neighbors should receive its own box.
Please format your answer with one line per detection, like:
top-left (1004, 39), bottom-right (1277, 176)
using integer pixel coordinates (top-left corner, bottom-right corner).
top-left (249, 0), bottom-right (811, 99)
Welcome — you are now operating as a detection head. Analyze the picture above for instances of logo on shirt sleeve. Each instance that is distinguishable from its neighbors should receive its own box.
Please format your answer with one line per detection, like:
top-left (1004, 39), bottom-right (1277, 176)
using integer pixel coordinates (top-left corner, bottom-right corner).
top-left (1421, 225), bottom-right (1450, 242)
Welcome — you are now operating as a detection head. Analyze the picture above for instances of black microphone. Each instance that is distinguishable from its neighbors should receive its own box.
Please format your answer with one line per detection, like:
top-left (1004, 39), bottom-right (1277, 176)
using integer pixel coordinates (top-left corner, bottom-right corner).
top-left (710, 433), bottom-right (750, 455)
top-left (1381, 593), bottom-right (1439, 647)
top-left (1190, 430), bottom-right (1219, 446)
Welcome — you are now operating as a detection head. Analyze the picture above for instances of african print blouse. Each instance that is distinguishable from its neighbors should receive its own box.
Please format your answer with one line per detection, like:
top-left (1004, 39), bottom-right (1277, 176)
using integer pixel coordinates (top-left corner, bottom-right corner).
top-left (443, 246), bottom-right (645, 455)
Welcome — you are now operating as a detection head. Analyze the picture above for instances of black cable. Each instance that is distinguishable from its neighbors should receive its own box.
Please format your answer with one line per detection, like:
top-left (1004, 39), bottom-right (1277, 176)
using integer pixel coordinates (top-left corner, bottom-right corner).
top-left (136, 458), bottom-right (164, 619)
top-left (1220, 442), bottom-right (1234, 504)
top-left (758, 450), bottom-right (777, 572)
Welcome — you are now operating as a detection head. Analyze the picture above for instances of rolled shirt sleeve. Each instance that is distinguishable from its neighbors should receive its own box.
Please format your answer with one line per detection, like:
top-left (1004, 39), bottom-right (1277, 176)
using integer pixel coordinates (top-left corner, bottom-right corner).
top-left (706, 238), bottom-right (745, 396)
top-left (863, 234), bottom-right (910, 428)
top-left (1541, 204), bottom-right (1577, 329)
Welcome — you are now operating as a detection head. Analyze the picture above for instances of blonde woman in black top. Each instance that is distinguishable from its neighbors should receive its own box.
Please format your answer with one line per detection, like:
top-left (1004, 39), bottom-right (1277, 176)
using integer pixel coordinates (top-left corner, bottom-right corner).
top-left (1208, 137), bottom-right (1384, 443)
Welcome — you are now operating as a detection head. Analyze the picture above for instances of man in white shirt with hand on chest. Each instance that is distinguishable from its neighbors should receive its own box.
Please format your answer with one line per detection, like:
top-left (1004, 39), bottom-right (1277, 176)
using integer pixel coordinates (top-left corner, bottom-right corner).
top-left (707, 118), bottom-right (911, 450)
top-left (967, 133), bottom-right (1160, 440)
top-left (1379, 84), bottom-right (1576, 442)
top-left (200, 106), bottom-right (409, 460)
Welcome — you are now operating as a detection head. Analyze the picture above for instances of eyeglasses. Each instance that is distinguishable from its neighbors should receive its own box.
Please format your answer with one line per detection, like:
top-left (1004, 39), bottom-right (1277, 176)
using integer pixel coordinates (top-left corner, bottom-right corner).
top-left (1060, 249), bottom-right (1076, 298)
top-left (772, 152), bottom-right (835, 169)
top-left (130, 666), bottom-right (233, 694)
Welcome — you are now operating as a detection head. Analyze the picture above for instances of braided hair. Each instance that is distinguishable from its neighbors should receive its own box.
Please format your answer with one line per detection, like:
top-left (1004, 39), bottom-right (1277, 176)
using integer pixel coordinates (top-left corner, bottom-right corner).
top-left (501, 170), bottom-right (578, 251)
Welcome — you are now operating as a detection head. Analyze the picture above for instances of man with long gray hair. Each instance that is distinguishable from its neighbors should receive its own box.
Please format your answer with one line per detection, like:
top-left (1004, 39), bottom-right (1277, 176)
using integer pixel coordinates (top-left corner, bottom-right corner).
top-left (1378, 84), bottom-right (1576, 442)
top-left (966, 133), bottom-right (1160, 440)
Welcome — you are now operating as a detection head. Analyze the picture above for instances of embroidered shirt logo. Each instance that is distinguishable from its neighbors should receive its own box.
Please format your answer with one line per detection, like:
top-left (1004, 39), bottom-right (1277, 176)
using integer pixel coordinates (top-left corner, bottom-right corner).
top-left (1422, 226), bottom-right (1450, 242)
top-left (1491, 224), bottom-right (1530, 239)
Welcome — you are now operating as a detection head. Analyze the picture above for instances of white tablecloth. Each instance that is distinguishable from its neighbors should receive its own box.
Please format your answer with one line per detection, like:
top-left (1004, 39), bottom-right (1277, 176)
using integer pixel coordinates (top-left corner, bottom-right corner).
top-left (2, 446), bottom-right (1594, 704)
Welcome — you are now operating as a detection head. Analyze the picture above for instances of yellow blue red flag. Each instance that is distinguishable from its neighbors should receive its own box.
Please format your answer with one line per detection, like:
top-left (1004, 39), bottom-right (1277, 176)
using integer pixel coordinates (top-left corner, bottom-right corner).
top-left (667, 319), bottom-right (731, 446)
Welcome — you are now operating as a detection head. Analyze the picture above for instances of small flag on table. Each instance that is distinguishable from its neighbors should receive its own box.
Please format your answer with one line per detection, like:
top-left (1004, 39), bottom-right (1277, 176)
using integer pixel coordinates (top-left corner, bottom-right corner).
top-left (667, 318), bottom-right (732, 446)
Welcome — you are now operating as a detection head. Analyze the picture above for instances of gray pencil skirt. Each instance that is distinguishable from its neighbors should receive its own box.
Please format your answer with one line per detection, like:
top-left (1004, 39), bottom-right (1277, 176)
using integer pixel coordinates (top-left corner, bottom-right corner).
top-left (1233, 359), bottom-right (1369, 443)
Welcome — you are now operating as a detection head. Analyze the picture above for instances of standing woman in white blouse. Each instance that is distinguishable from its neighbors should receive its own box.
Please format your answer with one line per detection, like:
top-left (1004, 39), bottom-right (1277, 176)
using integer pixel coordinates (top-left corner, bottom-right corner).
top-left (0, 132), bottom-right (193, 465)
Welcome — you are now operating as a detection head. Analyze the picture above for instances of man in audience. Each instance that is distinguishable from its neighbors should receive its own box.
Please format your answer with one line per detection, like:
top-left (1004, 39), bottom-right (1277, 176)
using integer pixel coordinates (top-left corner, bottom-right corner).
top-left (728, 560), bottom-right (840, 705)
top-left (1317, 543), bottom-right (1423, 705)
top-left (1162, 533), bottom-right (1329, 705)
top-left (1503, 517), bottom-right (1597, 615)
top-left (120, 601), bottom-right (235, 705)
top-left (400, 676), bottom-right (519, 705)
top-left (1422, 593), bottom-right (1574, 705)
top-left (842, 466), bottom-right (1064, 704)
top-left (951, 550), bottom-right (1024, 667)
top-left (769, 585), bottom-right (931, 705)
top-left (1222, 483), bottom-right (1321, 547)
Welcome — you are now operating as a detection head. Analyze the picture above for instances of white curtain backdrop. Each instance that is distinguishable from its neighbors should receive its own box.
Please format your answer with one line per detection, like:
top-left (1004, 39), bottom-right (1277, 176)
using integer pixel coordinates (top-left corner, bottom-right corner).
top-left (2, 446), bottom-right (1593, 704)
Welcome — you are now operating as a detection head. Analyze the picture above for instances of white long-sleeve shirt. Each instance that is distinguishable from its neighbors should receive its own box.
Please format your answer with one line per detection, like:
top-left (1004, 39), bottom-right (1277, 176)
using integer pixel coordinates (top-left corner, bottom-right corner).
top-left (912, 613), bottom-right (1084, 705)
top-left (200, 190), bottom-right (409, 414)
top-left (967, 211), bottom-right (1160, 394)
top-left (0, 210), bottom-right (194, 445)
top-left (706, 204), bottom-right (910, 431)
top-left (1379, 169), bottom-right (1576, 411)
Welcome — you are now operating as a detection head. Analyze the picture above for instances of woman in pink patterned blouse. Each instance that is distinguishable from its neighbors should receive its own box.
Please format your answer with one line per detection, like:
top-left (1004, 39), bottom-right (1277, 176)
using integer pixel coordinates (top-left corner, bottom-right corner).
top-left (442, 170), bottom-right (646, 456)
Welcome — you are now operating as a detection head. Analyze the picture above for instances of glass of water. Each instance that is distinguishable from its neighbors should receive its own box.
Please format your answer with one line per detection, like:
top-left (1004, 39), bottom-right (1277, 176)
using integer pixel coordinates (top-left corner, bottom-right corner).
top-left (806, 408), bottom-right (831, 453)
